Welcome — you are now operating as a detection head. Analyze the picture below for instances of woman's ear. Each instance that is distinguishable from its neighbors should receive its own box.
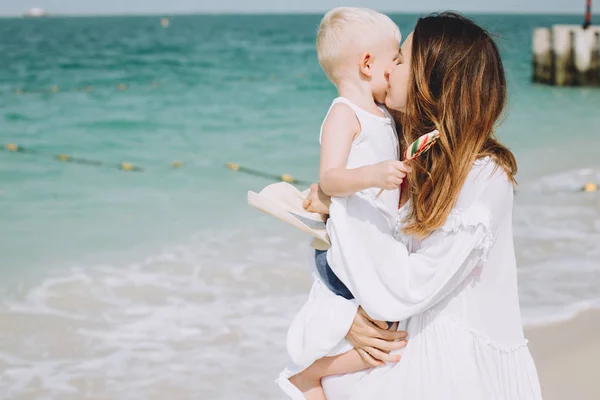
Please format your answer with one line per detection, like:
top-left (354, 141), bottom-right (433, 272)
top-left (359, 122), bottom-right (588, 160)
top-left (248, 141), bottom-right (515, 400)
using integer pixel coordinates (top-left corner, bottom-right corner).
top-left (360, 52), bottom-right (373, 78)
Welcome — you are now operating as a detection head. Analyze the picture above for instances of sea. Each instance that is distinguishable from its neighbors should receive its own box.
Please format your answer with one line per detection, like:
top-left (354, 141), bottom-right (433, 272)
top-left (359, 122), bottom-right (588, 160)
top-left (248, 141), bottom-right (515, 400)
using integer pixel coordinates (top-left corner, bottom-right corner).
top-left (0, 12), bottom-right (599, 399)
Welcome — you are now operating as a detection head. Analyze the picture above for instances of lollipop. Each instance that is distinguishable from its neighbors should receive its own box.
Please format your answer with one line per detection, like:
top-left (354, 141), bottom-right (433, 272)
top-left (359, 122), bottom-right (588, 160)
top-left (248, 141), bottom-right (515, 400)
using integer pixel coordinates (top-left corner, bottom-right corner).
top-left (375, 130), bottom-right (440, 199)
top-left (404, 130), bottom-right (440, 160)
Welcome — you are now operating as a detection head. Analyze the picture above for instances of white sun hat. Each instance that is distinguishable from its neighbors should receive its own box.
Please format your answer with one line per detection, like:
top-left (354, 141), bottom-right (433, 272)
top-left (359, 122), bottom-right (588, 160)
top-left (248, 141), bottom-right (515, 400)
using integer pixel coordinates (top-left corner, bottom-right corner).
top-left (248, 182), bottom-right (331, 250)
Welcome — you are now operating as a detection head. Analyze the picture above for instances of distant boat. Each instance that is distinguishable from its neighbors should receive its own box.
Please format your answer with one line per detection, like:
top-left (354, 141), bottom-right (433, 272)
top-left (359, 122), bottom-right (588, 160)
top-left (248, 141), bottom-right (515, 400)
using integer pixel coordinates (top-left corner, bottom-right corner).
top-left (23, 7), bottom-right (47, 18)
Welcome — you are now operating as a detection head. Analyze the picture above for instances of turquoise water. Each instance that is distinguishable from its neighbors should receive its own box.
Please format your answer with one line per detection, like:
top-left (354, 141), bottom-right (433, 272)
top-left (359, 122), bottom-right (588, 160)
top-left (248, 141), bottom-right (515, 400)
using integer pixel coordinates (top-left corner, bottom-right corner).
top-left (0, 14), bottom-right (599, 399)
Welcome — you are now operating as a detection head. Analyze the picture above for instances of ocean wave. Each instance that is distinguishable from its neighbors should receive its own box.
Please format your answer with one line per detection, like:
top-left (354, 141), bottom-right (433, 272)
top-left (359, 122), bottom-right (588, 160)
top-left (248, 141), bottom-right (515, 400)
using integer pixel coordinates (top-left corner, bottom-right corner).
top-left (0, 231), bottom-right (313, 399)
top-left (514, 166), bottom-right (600, 325)
top-left (521, 300), bottom-right (600, 327)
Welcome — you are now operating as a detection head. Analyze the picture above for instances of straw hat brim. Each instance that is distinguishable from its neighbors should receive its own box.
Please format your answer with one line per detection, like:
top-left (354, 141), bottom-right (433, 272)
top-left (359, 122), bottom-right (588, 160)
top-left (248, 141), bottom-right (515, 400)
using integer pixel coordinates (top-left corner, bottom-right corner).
top-left (248, 182), bottom-right (330, 250)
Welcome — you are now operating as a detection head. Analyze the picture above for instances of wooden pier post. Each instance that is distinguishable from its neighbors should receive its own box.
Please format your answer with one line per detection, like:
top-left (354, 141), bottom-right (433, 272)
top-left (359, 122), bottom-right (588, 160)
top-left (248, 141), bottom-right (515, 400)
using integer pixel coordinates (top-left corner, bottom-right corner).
top-left (533, 28), bottom-right (552, 84)
top-left (532, 1), bottom-right (600, 86)
top-left (552, 26), bottom-right (576, 86)
top-left (575, 27), bottom-right (599, 85)
top-left (593, 31), bottom-right (600, 84)
top-left (533, 25), bottom-right (600, 86)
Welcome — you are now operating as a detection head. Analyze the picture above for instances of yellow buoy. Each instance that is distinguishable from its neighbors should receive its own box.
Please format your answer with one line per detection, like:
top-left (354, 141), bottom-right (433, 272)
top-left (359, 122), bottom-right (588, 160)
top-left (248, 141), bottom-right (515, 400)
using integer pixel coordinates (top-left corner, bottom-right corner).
top-left (57, 154), bottom-right (70, 161)
top-left (280, 174), bottom-right (295, 183)
top-left (85, 86), bottom-right (94, 92)
top-left (582, 182), bottom-right (598, 192)
top-left (15, 89), bottom-right (22, 95)
top-left (5, 143), bottom-right (18, 151)
top-left (118, 83), bottom-right (127, 91)
top-left (119, 162), bottom-right (136, 171)
top-left (51, 85), bottom-right (59, 93)
top-left (161, 17), bottom-right (170, 28)
top-left (227, 162), bottom-right (240, 171)
top-left (171, 161), bottom-right (184, 168)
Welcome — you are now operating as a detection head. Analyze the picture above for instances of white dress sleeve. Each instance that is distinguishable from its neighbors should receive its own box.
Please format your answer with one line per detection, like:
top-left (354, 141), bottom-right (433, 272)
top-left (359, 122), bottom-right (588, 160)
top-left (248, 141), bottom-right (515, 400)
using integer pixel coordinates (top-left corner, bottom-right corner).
top-left (326, 161), bottom-right (512, 322)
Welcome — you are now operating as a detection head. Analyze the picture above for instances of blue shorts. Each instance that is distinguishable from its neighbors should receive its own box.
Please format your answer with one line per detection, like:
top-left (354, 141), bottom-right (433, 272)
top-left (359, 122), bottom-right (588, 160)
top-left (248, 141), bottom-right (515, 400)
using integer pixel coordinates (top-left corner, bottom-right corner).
top-left (314, 249), bottom-right (354, 300)
top-left (314, 249), bottom-right (394, 329)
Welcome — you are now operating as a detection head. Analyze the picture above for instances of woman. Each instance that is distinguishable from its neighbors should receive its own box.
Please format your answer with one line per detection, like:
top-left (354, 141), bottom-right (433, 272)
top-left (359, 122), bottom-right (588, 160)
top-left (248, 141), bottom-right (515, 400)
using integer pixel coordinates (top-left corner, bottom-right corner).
top-left (296, 12), bottom-right (542, 399)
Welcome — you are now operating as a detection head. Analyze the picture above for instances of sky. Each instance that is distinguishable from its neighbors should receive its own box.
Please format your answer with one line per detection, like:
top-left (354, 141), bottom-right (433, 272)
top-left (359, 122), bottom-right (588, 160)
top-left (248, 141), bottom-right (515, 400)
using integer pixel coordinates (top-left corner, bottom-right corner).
top-left (3, 0), bottom-right (593, 16)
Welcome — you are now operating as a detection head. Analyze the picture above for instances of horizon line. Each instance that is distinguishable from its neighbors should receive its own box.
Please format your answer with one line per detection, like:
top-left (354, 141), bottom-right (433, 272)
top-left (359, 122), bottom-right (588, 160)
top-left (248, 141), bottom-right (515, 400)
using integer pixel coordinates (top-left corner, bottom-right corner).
top-left (4, 10), bottom-right (600, 18)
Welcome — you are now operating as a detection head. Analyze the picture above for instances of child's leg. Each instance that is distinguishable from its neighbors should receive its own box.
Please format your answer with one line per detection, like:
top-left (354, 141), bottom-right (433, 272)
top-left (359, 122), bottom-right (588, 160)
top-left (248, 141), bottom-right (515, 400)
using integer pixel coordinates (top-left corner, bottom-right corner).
top-left (289, 348), bottom-right (383, 399)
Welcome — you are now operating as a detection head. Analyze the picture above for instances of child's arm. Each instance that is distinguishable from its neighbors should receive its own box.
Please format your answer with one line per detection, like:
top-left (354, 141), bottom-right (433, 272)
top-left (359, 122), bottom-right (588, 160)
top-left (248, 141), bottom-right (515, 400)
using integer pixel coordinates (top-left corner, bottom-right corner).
top-left (319, 103), bottom-right (408, 197)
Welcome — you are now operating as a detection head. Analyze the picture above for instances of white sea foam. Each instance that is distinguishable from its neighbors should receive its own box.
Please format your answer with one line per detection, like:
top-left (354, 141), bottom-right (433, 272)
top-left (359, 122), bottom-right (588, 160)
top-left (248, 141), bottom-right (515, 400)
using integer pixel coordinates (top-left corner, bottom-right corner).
top-left (0, 229), bottom-right (314, 399)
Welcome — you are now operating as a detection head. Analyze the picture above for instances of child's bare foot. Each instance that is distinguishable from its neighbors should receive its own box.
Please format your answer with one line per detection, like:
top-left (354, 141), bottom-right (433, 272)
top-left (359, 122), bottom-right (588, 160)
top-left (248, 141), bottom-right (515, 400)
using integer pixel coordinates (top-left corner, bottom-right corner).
top-left (289, 372), bottom-right (326, 400)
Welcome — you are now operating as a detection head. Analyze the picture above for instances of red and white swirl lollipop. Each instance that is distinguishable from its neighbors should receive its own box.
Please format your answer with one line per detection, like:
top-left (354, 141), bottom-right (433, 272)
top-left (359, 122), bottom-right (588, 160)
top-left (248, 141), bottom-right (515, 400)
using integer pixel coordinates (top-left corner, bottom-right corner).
top-left (404, 130), bottom-right (440, 161)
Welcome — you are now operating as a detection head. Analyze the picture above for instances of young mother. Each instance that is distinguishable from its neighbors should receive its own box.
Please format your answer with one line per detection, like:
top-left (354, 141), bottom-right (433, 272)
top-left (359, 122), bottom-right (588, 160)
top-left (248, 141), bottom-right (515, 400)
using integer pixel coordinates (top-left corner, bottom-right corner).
top-left (299, 13), bottom-right (542, 399)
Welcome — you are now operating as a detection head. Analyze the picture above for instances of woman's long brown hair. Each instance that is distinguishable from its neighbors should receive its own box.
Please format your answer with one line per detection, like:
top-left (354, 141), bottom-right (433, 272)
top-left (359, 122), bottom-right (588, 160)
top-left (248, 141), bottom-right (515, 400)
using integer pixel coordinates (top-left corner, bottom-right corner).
top-left (401, 12), bottom-right (517, 237)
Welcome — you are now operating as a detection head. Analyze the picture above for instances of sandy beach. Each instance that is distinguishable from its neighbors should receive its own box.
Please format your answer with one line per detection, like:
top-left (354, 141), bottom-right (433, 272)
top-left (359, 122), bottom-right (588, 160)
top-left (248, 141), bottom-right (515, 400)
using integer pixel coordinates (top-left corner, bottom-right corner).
top-left (526, 309), bottom-right (600, 400)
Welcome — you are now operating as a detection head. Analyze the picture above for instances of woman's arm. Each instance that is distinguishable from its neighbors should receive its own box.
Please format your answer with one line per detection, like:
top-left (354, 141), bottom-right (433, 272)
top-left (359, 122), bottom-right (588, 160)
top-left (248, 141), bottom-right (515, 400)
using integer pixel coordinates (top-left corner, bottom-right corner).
top-left (290, 319), bottom-right (406, 395)
top-left (302, 186), bottom-right (411, 365)
top-left (285, 269), bottom-right (408, 369)
top-left (327, 165), bottom-right (512, 322)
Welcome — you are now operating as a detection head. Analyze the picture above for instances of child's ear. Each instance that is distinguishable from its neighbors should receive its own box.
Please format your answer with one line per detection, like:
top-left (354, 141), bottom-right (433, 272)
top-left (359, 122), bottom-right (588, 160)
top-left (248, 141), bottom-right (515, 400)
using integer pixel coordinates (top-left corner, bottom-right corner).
top-left (360, 52), bottom-right (373, 78)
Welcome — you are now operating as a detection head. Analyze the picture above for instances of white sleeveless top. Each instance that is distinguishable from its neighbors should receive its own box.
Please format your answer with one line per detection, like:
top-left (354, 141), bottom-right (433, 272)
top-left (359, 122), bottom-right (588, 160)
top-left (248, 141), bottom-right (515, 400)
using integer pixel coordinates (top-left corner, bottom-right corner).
top-left (319, 97), bottom-right (400, 230)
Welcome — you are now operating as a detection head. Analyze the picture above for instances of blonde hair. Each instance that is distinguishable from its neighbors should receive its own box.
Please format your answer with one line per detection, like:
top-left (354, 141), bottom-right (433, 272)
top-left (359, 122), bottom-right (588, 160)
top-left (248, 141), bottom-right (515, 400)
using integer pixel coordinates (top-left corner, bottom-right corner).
top-left (317, 7), bottom-right (401, 83)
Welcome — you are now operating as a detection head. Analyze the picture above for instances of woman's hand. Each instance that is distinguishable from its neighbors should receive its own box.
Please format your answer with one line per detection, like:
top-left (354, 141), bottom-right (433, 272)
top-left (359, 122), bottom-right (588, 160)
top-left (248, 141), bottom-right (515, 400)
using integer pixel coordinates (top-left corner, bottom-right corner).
top-left (302, 184), bottom-right (332, 215)
top-left (345, 307), bottom-right (408, 367)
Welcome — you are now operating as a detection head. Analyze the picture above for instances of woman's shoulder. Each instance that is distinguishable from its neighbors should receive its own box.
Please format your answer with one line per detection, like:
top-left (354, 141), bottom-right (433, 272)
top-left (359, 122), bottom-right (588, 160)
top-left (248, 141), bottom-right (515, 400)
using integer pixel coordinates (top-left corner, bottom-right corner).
top-left (439, 157), bottom-right (513, 245)
top-left (467, 156), bottom-right (512, 188)
top-left (456, 157), bottom-right (513, 208)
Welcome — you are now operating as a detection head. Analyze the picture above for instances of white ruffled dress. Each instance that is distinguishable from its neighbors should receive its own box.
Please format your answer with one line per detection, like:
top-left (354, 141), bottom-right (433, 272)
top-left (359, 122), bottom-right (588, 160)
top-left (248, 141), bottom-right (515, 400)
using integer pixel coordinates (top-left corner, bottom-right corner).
top-left (278, 158), bottom-right (543, 399)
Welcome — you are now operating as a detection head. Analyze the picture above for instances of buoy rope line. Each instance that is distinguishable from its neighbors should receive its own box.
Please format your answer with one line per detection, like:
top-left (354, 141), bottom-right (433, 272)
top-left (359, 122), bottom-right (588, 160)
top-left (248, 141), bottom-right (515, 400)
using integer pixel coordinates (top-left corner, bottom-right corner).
top-left (7, 144), bottom-right (590, 191)
top-left (2, 143), bottom-right (147, 171)
top-left (225, 162), bottom-right (310, 185)
top-left (1, 144), bottom-right (310, 185)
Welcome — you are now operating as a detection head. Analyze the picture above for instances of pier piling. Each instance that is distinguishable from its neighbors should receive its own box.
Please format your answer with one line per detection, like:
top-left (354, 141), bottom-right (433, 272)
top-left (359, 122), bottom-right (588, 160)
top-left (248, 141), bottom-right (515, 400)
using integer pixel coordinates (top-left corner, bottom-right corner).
top-left (532, 1), bottom-right (599, 86)
top-left (533, 25), bottom-right (600, 86)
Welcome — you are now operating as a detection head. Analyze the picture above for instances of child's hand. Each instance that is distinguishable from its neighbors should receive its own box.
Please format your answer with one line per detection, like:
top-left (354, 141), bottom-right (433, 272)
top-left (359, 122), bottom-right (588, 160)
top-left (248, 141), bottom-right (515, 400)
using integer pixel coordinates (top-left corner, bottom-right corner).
top-left (303, 184), bottom-right (331, 216)
top-left (370, 161), bottom-right (412, 190)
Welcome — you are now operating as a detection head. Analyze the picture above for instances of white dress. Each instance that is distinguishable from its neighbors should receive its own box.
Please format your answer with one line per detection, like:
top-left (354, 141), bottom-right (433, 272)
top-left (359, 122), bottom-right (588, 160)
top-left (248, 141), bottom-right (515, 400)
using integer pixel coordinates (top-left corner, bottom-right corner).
top-left (283, 157), bottom-right (543, 399)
